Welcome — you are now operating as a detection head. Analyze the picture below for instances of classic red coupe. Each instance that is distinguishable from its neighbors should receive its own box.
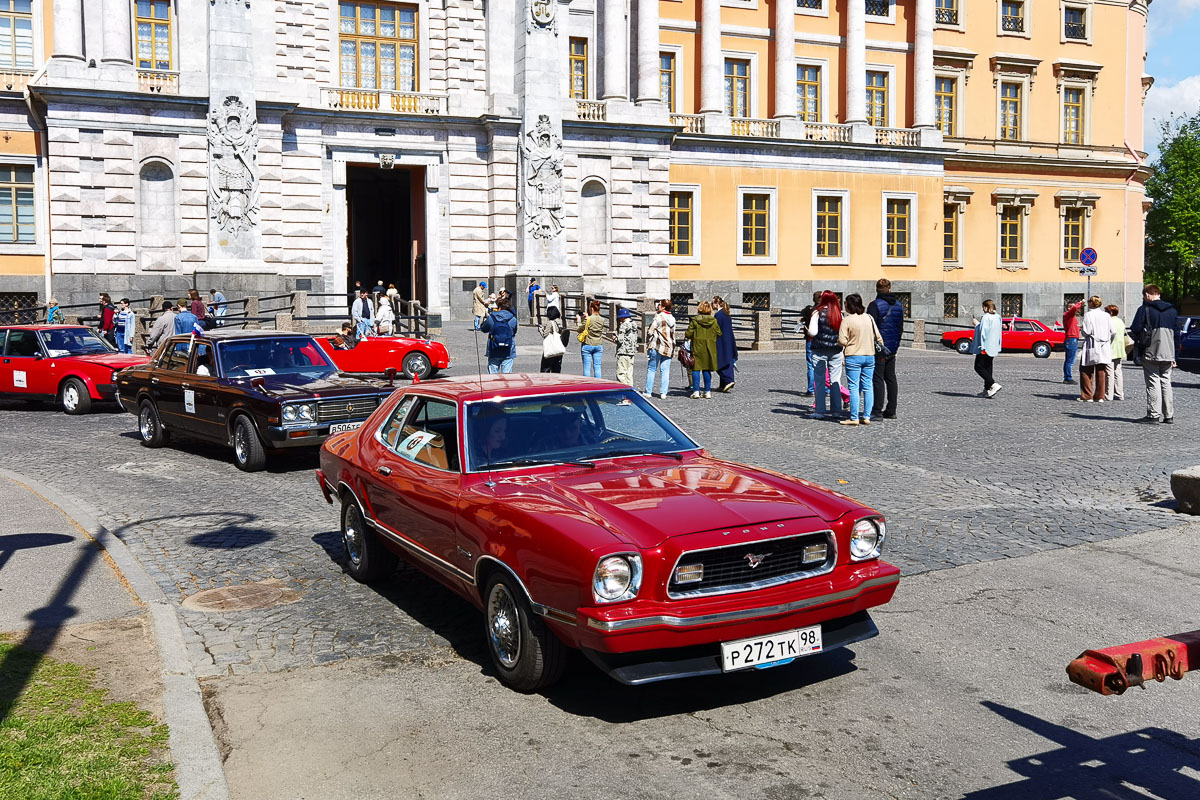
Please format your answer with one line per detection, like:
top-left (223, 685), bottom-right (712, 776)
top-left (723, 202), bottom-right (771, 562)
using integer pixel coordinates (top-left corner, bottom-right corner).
top-left (316, 374), bottom-right (899, 691)
top-left (313, 333), bottom-right (450, 380)
top-left (941, 317), bottom-right (1066, 358)
top-left (0, 324), bottom-right (147, 414)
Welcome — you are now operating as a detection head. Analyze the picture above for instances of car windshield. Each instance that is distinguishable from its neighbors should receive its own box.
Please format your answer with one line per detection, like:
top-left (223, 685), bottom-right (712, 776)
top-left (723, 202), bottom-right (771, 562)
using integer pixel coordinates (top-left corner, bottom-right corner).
top-left (465, 390), bottom-right (698, 472)
top-left (217, 337), bottom-right (337, 380)
top-left (38, 328), bottom-right (115, 356)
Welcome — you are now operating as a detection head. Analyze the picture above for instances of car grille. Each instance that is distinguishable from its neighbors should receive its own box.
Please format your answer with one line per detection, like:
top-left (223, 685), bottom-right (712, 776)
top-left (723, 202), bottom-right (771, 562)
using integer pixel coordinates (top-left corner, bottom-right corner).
top-left (667, 531), bottom-right (836, 599)
top-left (316, 395), bottom-right (384, 422)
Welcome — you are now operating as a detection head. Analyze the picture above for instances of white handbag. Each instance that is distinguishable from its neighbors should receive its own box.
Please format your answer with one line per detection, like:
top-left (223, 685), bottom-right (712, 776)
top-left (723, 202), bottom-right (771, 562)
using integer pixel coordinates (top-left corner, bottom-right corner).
top-left (542, 322), bottom-right (566, 358)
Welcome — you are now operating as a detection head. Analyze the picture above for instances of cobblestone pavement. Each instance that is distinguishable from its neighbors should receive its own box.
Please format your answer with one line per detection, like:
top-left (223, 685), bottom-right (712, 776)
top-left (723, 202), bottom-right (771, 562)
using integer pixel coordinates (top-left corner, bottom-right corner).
top-left (1, 338), bottom-right (1196, 680)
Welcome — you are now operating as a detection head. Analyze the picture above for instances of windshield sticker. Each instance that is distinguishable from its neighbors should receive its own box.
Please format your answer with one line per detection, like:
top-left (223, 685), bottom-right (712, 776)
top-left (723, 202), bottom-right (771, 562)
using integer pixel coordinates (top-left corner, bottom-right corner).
top-left (184, 389), bottom-right (196, 414)
top-left (244, 368), bottom-right (276, 376)
top-left (13, 370), bottom-right (26, 388)
top-left (396, 430), bottom-right (437, 461)
top-left (45, 349), bottom-right (70, 358)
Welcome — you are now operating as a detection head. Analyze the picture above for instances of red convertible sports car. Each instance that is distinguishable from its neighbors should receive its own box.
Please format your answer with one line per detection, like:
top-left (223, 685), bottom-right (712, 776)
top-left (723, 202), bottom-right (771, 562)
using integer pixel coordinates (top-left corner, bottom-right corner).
top-left (313, 334), bottom-right (450, 380)
top-left (941, 317), bottom-right (1066, 358)
top-left (316, 374), bottom-right (899, 691)
top-left (0, 324), bottom-right (147, 413)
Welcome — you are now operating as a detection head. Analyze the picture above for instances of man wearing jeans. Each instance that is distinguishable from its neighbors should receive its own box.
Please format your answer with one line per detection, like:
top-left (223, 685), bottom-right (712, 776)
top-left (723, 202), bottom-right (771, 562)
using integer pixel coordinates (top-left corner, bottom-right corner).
top-left (480, 295), bottom-right (518, 373)
top-left (1129, 284), bottom-right (1178, 424)
top-left (644, 299), bottom-right (676, 399)
top-left (1062, 299), bottom-right (1083, 383)
top-left (867, 278), bottom-right (904, 419)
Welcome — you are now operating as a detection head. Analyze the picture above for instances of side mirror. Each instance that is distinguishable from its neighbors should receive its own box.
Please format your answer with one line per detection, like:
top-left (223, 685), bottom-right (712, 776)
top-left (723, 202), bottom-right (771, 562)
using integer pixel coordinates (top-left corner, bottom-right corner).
top-left (33, 352), bottom-right (43, 360)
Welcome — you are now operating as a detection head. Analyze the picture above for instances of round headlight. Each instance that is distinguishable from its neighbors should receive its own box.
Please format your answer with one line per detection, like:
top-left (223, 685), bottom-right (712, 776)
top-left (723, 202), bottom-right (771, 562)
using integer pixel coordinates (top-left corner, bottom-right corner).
top-left (298, 404), bottom-right (315, 421)
top-left (593, 556), bottom-right (633, 601)
top-left (282, 405), bottom-right (297, 422)
top-left (850, 519), bottom-right (883, 560)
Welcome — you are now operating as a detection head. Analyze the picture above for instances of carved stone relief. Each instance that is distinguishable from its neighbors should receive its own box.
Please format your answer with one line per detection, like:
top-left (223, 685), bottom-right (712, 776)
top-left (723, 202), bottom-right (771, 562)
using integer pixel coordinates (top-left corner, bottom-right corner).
top-left (528, 0), bottom-right (558, 34)
top-left (521, 114), bottom-right (564, 241)
top-left (207, 95), bottom-right (259, 233)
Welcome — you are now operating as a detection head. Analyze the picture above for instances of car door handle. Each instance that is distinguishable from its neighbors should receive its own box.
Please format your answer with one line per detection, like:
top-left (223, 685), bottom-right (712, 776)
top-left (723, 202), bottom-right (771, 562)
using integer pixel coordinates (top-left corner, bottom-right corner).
top-left (376, 466), bottom-right (392, 476)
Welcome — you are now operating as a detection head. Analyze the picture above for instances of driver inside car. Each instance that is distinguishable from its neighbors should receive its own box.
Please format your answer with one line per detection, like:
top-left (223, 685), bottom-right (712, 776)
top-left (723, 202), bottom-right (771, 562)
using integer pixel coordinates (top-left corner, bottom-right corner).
top-left (475, 413), bottom-right (509, 465)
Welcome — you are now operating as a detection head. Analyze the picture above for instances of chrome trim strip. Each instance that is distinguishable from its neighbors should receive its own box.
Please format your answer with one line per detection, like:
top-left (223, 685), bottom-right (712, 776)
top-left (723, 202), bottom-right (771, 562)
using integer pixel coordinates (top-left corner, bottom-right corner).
top-left (666, 530), bottom-right (837, 600)
top-left (586, 573), bottom-right (900, 632)
top-left (473, 554), bottom-right (578, 625)
top-left (363, 515), bottom-right (476, 585)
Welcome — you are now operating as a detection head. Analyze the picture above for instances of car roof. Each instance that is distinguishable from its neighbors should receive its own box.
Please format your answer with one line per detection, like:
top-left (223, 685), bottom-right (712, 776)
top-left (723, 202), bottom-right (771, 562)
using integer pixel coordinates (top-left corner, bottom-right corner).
top-left (398, 373), bottom-right (629, 403)
top-left (166, 329), bottom-right (315, 342)
top-left (0, 324), bottom-right (90, 331)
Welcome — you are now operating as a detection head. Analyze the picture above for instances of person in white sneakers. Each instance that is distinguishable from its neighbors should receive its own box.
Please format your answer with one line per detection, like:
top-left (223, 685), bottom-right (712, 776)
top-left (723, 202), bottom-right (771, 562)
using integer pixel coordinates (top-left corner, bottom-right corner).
top-left (644, 298), bottom-right (676, 399)
top-left (970, 299), bottom-right (1003, 398)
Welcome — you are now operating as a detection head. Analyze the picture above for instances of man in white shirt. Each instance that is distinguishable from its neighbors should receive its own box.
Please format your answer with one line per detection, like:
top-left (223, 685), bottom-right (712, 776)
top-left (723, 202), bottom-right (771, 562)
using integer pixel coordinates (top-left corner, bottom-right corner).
top-left (350, 290), bottom-right (374, 339)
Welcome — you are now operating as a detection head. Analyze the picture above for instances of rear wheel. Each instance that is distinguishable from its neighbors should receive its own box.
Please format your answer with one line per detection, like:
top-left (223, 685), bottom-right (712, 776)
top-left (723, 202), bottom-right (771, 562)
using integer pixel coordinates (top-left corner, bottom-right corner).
top-left (955, 338), bottom-right (972, 355)
top-left (483, 572), bottom-right (566, 693)
top-left (402, 352), bottom-right (433, 380)
top-left (341, 498), bottom-right (396, 582)
top-left (60, 377), bottom-right (91, 415)
top-left (231, 415), bottom-right (267, 472)
top-left (138, 400), bottom-right (169, 448)
top-left (1032, 341), bottom-right (1052, 359)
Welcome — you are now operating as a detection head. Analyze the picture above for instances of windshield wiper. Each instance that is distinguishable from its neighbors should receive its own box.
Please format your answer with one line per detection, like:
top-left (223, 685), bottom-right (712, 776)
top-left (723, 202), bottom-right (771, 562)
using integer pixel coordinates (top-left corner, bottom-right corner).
top-left (588, 448), bottom-right (685, 461)
top-left (487, 457), bottom-right (596, 469)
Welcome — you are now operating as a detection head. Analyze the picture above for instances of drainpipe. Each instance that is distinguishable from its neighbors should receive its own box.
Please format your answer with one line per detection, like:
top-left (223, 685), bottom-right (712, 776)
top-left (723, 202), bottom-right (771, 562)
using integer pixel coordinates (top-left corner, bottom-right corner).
top-left (24, 64), bottom-right (51, 302)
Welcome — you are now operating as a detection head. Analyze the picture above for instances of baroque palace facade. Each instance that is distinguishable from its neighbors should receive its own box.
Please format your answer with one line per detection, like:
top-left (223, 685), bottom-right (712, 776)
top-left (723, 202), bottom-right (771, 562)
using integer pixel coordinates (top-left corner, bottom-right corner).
top-left (0, 0), bottom-right (1153, 320)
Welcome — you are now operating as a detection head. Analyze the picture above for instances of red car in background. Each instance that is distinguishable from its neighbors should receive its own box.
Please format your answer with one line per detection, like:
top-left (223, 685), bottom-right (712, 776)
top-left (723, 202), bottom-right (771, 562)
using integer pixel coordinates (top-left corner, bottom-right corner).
top-left (941, 317), bottom-right (1066, 358)
top-left (0, 325), bottom-right (148, 413)
top-left (316, 374), bottom-right (899, 692)
top-left (313, 334), bottom-right (450, 380)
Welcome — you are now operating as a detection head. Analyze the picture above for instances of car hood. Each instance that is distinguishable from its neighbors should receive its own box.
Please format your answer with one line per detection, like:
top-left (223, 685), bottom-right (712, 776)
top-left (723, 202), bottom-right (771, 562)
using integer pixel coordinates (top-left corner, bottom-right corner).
top-left (223, 374), bottom-right (390, 400)
top-left (70, 353), bottom-right (149, 369)
top-left (524, 458), bottom-right (854, 550)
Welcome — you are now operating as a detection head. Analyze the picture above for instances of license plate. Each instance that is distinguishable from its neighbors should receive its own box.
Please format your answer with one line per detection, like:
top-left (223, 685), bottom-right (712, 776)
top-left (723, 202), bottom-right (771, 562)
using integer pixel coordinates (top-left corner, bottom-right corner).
top-left (328, 421), bottom-right (362, 434)
top-left (721, 625), bottom-right (822, 672)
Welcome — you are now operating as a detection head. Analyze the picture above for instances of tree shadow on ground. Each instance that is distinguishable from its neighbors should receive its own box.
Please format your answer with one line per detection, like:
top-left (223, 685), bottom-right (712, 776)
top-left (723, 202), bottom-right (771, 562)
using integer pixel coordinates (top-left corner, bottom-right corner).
top-left (961, 701), bottom-right (1200, 799)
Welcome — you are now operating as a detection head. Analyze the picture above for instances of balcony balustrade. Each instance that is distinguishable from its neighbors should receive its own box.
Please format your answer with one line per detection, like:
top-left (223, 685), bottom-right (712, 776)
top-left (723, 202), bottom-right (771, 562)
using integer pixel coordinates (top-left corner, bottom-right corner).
top-left (935, 7), bottom-right (958, 25)
top-left (322, 87), bottom-right (449, 115)
top-left (1002, 14), bottom-right (1025, 32)
top-left (803, 123), bottom-right (853, 143)
top-left (671, 113), bottom-right (706, 134)
top-left (0, 68), bottom-right (33, 93)
top-left (865, 0), bottom-right (889, 16)
top-left (575, 100), bottom-right (606, 121)
top-left (875, 127), bottom-right (922, 147)
top-left (731, 117), bottom-right (780, 138)
top-left (137, 70), bottom-right (179, 94)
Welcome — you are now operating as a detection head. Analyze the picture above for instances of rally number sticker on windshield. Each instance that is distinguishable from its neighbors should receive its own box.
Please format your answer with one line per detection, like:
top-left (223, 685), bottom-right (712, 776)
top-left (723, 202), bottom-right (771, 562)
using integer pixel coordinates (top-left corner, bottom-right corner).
top-left (396, 430), bottom-right (437, 461)
top-left (244, 368), bottom-right (276, 376)
top-left (184, 389), bottom-right (196, 414)
top-left (13, 370), bottom-right (26, 388)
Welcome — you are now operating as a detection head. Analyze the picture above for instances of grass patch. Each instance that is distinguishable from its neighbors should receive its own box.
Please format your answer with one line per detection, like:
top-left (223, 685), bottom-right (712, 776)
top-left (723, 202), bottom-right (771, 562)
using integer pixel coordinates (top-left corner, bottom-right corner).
top-left (0, 639), bottom-right (177, 800)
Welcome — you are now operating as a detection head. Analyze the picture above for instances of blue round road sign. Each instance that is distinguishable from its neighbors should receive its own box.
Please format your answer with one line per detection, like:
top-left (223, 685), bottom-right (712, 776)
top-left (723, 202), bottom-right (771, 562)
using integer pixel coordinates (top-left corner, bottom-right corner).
top-left (1079, 248), bottom-right (1098, 266)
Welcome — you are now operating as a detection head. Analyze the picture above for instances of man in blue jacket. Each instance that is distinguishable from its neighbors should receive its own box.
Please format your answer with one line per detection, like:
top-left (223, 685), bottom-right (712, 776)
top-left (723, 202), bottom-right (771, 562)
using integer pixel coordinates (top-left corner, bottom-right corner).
top-left (479, 295), bottom-right (519, 373)
top-left (173, 298), bottom-right (200, 335)
top-left (867, 278), bottom-right (904, 419)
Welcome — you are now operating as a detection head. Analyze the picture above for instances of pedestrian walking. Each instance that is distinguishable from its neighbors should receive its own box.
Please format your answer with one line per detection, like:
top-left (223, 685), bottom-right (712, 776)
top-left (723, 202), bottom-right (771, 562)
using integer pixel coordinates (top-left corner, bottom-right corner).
top-left (145, 301), bottom-right (176, 351)
top-left (480, 295), bottom-right (519, 374)
top-left (98, 293), bottom-right (116, 345)
top-left (1079, 296), bottom-right (1113, 402)
top-left (685, 301), bottom-right (721, 398)
top-left (1104, 304), bottom-right (1129, 401)
top-left (713, 297), bottom-right (738, 392)
top-left (527, 277), bottom-right (541, 323)
top-left (350, 290), bottom-right (374, 339)
top-left (1129, 284), bottom-right (1178, 424)
top-left (46, 297), bottom-right (64, 324)
top-left (797, 291), bottom-right (820, 396)
top-left (576, 300), bottom-right (606, 379)
top-left (867, 278), bottom-right (904, 419)
top-left (838, 294), bottom-right (885, 426)
top-left (173, 298), bottom-right (199, 334)
top-left (209, 288), bottom-right (227, 325)
top-left (114, 298), bottom-right (136, 354)
top-left (1062, 298), bottom-right (1083, 383)
top-left (539, 305), bottom-right (566, 373)
top-left (375, 294), bottom-right (395, 335)
top-left (472, 281), bottom-right (488, 330)
top-left (644, 298), bottom-right (676, 399)
top-left (807, 291), bottom-right (845, 419)
top-left (545, 284), bottom-right (561, 317)
top-left (614, 307), bottom-right (639, 386)
top-left (971, 299), bottom-right (1003, 397)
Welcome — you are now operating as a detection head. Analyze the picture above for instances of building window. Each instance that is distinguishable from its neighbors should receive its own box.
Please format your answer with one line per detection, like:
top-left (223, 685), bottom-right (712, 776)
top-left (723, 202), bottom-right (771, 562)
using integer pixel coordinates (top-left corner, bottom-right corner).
top-left (935, 0), bottom-right (958, 25)
top-left (866, 71), bottom-right (888, 127)
top-left (135, 1), bottom-right (172, 71)
top-left (943, 203), bottom-right (958, 262)
top-left (741, 193), bottom-right (769, 257)
top-left (0, 291), bottom-right (37, 324)
top-left (999, 206), bottom-right (1022, 264)
top-left (659, 52), bottom-right (675, 111)
top-left (865, 0), bottom-right (889, 17)
top-left (1000, 81), bottom-right (1021, 141)
top-left (935, 76), bottom-right (956, 137)
top-left (0, 0), bottom-right (34, 69)
top-left (796, 0), bottom-right (822, 8)
top-left (885, 198), bottom-right (910, 260)
top-left (1063, 292), bottom-right (1083, 310)
top-left (1001, 293), bottom-right (1023, 317)
top-left (339, 2), bottom-right (418, 92)
top-left (893, 292), bottom-right (912, 317)
top-left (1063, 87), bottom-right (1084, 145)
top-left (0, 166), bottom-right (34, 244)
top-left (724, 59), bottom-right (750, 119)
top-left (1063, 208), bottom-right (1085, 263)
top-left (568, 38), bottom-right (588, 99)
top-left (1001, 1), bottom-right (1024, 33)
top-left (815, 195), bottom-right (842, 259)
top-left (669, 191), bottom-right (692, 257)
top-left (1064, 6), bottom-right (1086, 39)
top-left (742, 292), bottom-right (770, 310)
top-left (796, 65), bottom-right (820, 123)
top-left (944, 292), bottom-right (959, 319)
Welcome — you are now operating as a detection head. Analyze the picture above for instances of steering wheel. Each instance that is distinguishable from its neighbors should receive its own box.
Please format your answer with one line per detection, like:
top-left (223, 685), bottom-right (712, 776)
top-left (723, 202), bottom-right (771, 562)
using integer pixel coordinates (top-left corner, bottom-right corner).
top-left (599, 434), bottom-right (635, 446)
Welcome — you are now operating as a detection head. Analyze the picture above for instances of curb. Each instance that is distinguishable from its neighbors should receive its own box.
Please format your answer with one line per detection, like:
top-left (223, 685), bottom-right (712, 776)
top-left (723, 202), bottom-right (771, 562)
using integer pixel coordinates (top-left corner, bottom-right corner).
top-left (0, 467), bottom-right (231, 800)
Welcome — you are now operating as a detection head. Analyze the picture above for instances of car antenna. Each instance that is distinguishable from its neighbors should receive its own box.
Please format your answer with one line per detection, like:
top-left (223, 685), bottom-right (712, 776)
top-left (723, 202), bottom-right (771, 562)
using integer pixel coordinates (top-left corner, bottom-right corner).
top-left (474, 298), bottom-right (496, 488)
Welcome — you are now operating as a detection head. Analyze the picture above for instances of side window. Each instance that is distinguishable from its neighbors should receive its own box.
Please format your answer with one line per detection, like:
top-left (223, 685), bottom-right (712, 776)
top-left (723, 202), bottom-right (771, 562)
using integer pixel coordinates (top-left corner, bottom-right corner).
top-left (159, 341), bottom-right (191, 372)
top-left (193, 343), bottom-right (213, 376)
top-left (4, 329), bottom-right (40, 357)
top-left (394, 398), bottom-right (459, 472)
top-left (378, 395), bottom-right (418, 450)
top-left (1013, 321), bottom-right (1035, 332)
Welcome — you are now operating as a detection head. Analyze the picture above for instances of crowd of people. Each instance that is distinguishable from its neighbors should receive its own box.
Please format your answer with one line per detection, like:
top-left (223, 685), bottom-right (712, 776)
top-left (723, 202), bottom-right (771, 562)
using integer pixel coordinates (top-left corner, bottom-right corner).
top-left (92, 288), bottom-right (228, 354)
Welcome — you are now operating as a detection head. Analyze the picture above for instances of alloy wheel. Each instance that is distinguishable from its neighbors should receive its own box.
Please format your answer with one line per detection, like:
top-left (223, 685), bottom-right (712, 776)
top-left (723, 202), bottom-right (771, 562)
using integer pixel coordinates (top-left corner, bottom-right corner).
top-left (487, 582), bottom-right (521, 669)
top-left (343, 505), bottom-right (364, 567)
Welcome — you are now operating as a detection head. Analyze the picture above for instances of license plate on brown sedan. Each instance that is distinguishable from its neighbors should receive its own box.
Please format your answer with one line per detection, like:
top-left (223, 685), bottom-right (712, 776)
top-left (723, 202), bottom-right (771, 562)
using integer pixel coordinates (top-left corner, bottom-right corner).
top-left (328, 421), bottom-right (362, 434)
top-left (721, 625), bottom-right (822, 672)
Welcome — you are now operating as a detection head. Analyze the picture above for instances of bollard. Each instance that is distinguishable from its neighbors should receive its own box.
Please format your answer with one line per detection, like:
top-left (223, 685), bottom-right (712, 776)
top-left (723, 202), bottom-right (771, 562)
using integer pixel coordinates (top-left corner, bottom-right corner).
top-left (292, 290), bottom-right (309, 319)
top-left (752, 310), bottom-right (774, 352)
top-left (911, 319), bottom-right (927, 350)
top-left (427, 313), bottom-right (443, 340)
top-left (244, 296), bottom-right (259, 328)
top-left (274, 312), bottom-right (293, 332)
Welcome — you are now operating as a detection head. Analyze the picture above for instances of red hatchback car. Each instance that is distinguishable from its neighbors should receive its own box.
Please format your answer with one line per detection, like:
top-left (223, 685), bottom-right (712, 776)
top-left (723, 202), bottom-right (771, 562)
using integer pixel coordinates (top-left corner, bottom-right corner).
top-left (941, 317), bottom-right (1066, 358)
top-left (0, 325), bottom-right (147, 413)
top-left (313, 334), bottom-right (450, 380)
top-left (316, 375), bottom-right (900, 691)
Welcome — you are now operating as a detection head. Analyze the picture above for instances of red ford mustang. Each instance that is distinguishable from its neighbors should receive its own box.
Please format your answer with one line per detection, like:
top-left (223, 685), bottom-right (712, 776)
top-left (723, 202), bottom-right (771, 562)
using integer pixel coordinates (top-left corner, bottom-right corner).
top-left (316, 374), bottom-right (899, 691)
top-left (941, 317), bottom-right (1066, 358)
top-left (313, 334), bottom-right (450, 380)
top-left (0, 324), bottom-right (147, 413)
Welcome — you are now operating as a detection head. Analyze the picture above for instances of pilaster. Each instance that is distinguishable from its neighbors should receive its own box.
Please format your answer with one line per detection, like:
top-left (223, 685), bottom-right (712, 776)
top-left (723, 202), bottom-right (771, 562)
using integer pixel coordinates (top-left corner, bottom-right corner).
top-left (846, 0), bottom-right (867, 123)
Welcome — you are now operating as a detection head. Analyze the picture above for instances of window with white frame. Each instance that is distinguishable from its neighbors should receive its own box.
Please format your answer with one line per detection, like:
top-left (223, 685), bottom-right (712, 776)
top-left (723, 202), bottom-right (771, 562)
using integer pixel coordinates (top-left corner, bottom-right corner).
top-left (660, 52), bottom-right (676, 112)
top-left (999, 206), bottom-right (1023, 265)
top-left (866, 70), bottom-right (888, 127)
top-left (943, 203), bottom-right (958, 264)
top-left (865, 0), bottom-right (893, 22)
top-left (725, 58), bottom-right (751, 118)
top-left (935, 75), bottom-right (957, 137)
top-left (1063, 4), bottom-right (1089, 42)
top-left (796, 0), bottom-right (823, 10)
top-left (812, 189), bottom-right (849, 264)
top-left (1062, 85), bottom-right (1084, 145)
top-left (935, 0), bottom-right (959, 26)
top-left (738, 188), bottom-right (775, 262)
top-left (999, 81), bottom-right (1023, 141)
top-left (796, 64), bottom-right (821, 123)
top-left (669, 187), bottom-right (701, 262)
top-left (882, 192), bottom-right (917, 265)
top-left (1000, 0), bottom-right (1026, 35)
top-left (136, 1), bottom-right (173, 71)
top-left (339, 2), bottom-right (419, 92)
top-left (0, 0), bottom-right (34, 70)
top-left (0, 165), bottom-right (34, 244)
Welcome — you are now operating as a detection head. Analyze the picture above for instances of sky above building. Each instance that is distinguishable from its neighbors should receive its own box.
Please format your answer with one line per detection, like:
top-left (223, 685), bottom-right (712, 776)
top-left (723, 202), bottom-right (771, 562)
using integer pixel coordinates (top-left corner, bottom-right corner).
top-left (1145, 0), bottom-right (1200, 160)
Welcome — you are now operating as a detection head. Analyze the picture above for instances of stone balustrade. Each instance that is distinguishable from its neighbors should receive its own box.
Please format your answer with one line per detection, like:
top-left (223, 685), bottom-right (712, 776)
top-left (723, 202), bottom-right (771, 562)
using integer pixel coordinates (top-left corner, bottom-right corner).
top-left (670, 114), bottom-right (706, 134)
top-left (322, 87), bottom-right (449, 115)
top-left (575, 100), bottom-right (606, 122)
top-left (875, 127), bottom-right (923, 147)
top-left (731, 117), bottom-right (781, 138)
top-left (137, 70), bottom-right (179, 94)
top-left (804, 122), bottom-right (854, 143)
top-left (0, 68), bottom-right (34, 93)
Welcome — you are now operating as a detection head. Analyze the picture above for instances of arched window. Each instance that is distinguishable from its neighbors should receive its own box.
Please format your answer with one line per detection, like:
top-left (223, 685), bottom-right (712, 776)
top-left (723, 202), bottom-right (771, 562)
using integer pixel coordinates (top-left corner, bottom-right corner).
top-left (138, 160), bottom-right (178, 270)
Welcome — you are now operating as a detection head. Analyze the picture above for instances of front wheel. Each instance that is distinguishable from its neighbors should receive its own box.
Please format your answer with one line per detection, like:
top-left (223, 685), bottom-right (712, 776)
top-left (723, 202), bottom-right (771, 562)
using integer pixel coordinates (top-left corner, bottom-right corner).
top-left (231, 415), bottom-right (267, 472)
top-left (483, 573), bottom-right (566, 693)
top-left (60, 377), bottom-right (91, 415)
top-left (1032, 341), bottom-right (1052, 359)
top-left (402, 352), bottom-right (433, 380)
top-left (138, 400), bottom-right (169, 447)
top-left (955, 338), bottom-right (972, 355)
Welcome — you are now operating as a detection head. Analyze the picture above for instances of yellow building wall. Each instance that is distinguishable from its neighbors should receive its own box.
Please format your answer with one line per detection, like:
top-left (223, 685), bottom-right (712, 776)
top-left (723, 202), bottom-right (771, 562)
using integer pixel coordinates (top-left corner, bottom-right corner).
top-left (0, 255), bottom-right (44, 275)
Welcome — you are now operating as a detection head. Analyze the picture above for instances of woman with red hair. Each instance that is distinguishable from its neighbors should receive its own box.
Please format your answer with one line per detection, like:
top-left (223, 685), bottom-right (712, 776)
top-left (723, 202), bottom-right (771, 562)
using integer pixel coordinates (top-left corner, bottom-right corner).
top-left (806, 291), bottom-right (845, 419)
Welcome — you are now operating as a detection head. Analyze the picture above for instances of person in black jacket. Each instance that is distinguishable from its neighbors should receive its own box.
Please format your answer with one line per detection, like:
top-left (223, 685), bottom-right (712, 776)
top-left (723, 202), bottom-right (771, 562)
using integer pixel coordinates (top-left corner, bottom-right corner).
top-left (1129, 284), bottom-right (1179, 423)
top-left (867, 278), bottom-right (904, 419)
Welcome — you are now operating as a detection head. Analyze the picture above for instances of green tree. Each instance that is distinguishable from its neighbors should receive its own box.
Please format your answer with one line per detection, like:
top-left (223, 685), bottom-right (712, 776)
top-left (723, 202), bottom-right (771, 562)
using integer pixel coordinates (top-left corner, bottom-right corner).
top-left (1145, 110), bottom-right (1200, 303)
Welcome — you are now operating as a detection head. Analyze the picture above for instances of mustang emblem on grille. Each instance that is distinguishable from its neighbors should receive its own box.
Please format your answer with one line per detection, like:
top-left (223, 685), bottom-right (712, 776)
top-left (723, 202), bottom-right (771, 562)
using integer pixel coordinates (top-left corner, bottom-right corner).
top-left (744, 552), bottom-right (771, 568)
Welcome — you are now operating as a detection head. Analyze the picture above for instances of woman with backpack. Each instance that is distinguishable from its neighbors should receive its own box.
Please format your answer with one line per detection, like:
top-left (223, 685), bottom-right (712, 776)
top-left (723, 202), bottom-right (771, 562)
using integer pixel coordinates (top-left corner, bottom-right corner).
top-left (576, 300), bottom-right (607, 378)
top-left (479, 295), bottom-right (519, 373)
top-left (539, 305), bottom-right (566, 373)
top-left (806, 291), bottom-right (845, 420)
